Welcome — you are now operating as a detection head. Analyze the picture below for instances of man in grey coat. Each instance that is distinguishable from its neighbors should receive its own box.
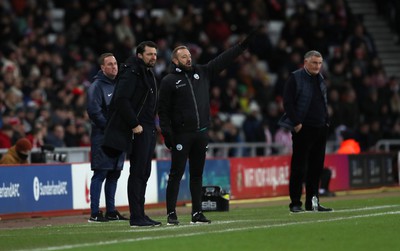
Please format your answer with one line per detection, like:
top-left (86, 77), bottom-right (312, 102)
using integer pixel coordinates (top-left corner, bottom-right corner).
top-left (87, 53), bottom-right (128, 222)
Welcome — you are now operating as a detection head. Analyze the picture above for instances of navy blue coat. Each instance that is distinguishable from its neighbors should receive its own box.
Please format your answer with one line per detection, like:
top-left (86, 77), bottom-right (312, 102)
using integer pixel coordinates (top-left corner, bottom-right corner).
top-left (278, 68), bottom-right (328, 131)
top-left (87, 70), bottom-right (125, 170)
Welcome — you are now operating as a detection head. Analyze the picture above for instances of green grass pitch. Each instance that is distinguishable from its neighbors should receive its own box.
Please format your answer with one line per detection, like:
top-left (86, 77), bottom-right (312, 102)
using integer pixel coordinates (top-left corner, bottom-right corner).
top-left (1, 190), bottom-right (399, 251)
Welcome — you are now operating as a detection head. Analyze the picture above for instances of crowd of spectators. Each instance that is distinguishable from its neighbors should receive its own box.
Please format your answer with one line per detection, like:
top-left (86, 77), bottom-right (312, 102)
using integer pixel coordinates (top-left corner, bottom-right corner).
top-left (1, 0), bottom-right (399, 157)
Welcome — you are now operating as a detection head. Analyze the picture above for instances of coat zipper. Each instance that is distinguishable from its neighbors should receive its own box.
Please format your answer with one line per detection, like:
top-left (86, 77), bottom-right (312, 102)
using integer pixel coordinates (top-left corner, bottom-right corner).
top-left (185, 73), bottom-right (200, 130)
top-left (137, 90), bottom-right (149, 117)
top-left (151, 72), bottom-right (158, 113)
top-left (137, 70), bottom-right (157, 117)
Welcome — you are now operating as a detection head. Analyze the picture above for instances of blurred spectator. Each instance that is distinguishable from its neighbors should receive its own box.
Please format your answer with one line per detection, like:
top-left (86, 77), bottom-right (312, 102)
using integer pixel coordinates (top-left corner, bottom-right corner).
top-left (220, 78), bottom-right (241, 113)
top-left (115, 14), bottom-right (136, 46)
top-left (360, 88), bottom-right (388, 123)
top-left (274, 127), bottom-right (292, 154)
top-left (347, 23), bottom-right (376, 58)
top-left (45, 124), bottom-right (65, 147)
top-left (205, 10), bottom-right (231, 46)
top-left (26, 124), bottom-right (46, 149)
top-left (0, 137), bottom-right (32, 164)
top-left (208, 115), bottom-right (226, 157)
top-left (222, 118), bottom-right (241, 157)
top-left (355, 121), bottom-right (372, 152)
top-left (368, 119), bottom-right (383, 150)
top-left (336, 129), bottom-right (361, 154)
top-left (337, 87), bottom-right (360, 131)
top-left (0, 124), bottom-right (14, 149)
top-left (64, 119), bottom-right (80, 147)
top-left (3, 87), bottom-right (23, 115)
top-left (242, 101), bottom-right (268, 156)
top-left (209, 86), bottom-right (222, 117)
top-left (8, 116), bottom-right (26, 142)
top-left (248, 23), bottom-right (273, 62)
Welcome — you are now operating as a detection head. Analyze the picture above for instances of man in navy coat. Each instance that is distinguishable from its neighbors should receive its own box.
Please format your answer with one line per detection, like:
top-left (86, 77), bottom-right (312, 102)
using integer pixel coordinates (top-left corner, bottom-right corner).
top-left (87, 53), bottom-right (127, 222)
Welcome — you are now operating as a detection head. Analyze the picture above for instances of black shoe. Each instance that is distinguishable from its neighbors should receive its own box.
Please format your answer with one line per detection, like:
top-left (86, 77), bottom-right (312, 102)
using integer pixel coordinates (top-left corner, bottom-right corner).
top-left (167, 211), bottom-right (179, 226)
top-left (191, 211), bottom-right (211, 224)
top-left (306, 205), bottom-right (333, 212)
top-left (290, 206), bottom-right (305, 213)
top-left (130, 218), bottom-right (155, 228)
top-left (145, 215), bottom-right (162, 226)
top-left (88, 211), bottom-right (109, 223)
top-left (105, 211), bottom-right (129, 221)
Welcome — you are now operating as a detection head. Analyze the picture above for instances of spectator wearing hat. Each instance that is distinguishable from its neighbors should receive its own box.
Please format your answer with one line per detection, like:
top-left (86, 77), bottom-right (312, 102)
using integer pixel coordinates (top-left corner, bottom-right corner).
top-left (0, 137), bottom-right (33, 164)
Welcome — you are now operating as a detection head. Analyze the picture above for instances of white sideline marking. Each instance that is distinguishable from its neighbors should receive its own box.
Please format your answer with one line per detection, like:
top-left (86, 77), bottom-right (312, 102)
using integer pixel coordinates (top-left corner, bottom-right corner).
top-left (15, 208), bottom-right (400, 251)
top-left (58, 204), bottom-right (400, 233)
top-left (334, 205), bottom-right (398, 213)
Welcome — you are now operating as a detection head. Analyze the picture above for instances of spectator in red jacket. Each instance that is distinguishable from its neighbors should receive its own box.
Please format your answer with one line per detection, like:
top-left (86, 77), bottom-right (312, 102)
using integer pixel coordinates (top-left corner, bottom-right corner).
top-left (0, 124), bottom-right (14, 149)
top-left (337, 129), bottom-right (361, 154)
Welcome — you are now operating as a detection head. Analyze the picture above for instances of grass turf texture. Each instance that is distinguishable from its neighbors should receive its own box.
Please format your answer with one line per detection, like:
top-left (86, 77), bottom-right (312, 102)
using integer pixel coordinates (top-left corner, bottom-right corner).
top-left (1, 191), bottom-right (399, 251)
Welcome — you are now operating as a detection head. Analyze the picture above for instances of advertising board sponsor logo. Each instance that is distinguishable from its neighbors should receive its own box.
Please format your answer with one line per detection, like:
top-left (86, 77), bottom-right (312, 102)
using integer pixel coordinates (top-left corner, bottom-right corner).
top-left (230, 156), bottom-right (291, 199)
top-left (33, 176), bottom-right (69, 201)
top-left (202, 200), bottom-right (217, 211)
top-left (243, 165), bottom-right (289, 190)
top-left (0, 182), bottom-right (20, 198)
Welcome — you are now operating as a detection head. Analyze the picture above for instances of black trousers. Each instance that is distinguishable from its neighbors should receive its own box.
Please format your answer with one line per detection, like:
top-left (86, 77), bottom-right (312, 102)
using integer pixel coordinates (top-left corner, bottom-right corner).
top-left (289, 125), bottom-right (327, 209)
top-left (166, 130), bottom-right (208, 214)
top-left (320, 167), bottom-right (332, 191)
top-left (128, 125), bottom-right (156, 222)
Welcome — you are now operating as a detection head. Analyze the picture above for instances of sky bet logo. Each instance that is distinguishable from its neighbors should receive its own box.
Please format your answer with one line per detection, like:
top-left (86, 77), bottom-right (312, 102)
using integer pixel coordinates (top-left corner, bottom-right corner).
top-left (202, 200), bottom-right (217, 211)
top-left (33, 177), bottom-right (69, 201)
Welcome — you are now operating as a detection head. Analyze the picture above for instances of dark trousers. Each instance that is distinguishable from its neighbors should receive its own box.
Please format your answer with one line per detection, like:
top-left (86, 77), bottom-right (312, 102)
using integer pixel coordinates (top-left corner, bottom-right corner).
top-left (90, 169), bottom-right (121, 215)
top-left (166, 130), bottom-right (208, 214)
top-left (289, 125), bottom-right (327, 209)
top-left (320, 167), bottom-right (332, 190)
top-left (128, 125), bottom-right (156, 222)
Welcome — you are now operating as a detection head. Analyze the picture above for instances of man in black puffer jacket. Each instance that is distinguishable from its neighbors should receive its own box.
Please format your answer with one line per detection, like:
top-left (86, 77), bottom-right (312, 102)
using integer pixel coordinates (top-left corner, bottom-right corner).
top-left (158, 28), bottom-right (260, 225)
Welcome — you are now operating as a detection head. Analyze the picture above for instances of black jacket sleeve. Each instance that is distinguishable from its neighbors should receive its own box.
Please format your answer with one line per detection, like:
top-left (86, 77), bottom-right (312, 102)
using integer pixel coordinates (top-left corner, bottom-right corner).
top-left (206, 44), bottom-right (245, 78)
top-left (87, 81), bottom-right (107, 129)
top-left (113, 67), bottom-right (140, 129)
top-left (282, 74), bottom-right (301, 126)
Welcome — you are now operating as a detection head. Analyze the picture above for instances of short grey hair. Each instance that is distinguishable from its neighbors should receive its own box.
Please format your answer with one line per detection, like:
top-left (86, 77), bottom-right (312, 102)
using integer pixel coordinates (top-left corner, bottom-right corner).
top-left (304, 50), bottom-right (322, 59)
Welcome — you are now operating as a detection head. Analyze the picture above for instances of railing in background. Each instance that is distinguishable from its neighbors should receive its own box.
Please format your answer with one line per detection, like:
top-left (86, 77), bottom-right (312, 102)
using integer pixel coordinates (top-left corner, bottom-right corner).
top-left (2, 139), bottom-right (398, 163)
top-left (375, 139), bottom-right (400, 152)
top-left (0, 147), bottom-right (91, 164)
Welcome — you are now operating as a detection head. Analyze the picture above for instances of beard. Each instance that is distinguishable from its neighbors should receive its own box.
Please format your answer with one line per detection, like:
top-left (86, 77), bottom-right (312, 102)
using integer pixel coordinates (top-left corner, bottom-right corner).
top-left (177, 61), bottom-right (192, 71)
top-left (145, 60), bottom-right (156, 68)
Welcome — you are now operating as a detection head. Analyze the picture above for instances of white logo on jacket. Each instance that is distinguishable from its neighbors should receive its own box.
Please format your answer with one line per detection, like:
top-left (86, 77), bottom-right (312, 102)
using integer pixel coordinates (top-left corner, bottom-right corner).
top-left (175, 80), bottom-right (186, 89)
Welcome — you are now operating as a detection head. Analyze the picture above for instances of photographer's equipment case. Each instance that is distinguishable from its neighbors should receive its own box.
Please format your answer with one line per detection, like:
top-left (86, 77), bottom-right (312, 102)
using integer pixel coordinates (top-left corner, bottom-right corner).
top-left (201, 186), bottom-right (229, 212)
